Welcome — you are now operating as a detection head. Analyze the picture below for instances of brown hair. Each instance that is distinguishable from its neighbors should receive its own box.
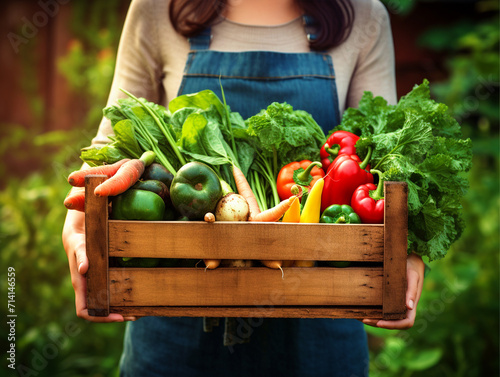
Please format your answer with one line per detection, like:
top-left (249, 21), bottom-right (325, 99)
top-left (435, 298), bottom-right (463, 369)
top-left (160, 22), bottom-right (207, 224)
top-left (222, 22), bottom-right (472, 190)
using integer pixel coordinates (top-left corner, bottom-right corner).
top-left (169, 0), bottom-right (354, 51)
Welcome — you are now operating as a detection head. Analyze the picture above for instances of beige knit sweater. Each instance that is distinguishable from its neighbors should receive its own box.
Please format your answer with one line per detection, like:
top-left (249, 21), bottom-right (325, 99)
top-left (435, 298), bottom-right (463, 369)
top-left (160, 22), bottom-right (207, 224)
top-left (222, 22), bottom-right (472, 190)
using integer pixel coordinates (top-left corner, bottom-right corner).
top-left (92, 0), bottom-right (396, 146)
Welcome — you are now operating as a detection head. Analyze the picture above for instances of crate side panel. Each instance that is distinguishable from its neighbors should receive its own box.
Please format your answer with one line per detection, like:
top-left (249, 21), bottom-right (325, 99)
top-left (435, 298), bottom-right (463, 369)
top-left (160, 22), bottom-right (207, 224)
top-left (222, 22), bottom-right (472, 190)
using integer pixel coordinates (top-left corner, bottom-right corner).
top-left (383, 182), bottom-right (408, 320)
top-left (108, 222), bottom-right (384, 261)
top-left (109, 267), bottom-right (383, 307)
top-left (85, 175), bottom-right (109, 317)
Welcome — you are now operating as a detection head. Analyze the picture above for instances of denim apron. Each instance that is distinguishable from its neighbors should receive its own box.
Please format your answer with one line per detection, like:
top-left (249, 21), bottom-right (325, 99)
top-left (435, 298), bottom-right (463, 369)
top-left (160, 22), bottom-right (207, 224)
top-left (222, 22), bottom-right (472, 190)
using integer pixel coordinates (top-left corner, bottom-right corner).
top-left (120, 16), bottom-right (369, 377)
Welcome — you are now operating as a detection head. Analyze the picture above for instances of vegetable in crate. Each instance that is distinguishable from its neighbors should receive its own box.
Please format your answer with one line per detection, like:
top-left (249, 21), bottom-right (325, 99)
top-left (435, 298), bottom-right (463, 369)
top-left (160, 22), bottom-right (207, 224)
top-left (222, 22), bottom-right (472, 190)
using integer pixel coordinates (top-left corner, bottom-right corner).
top-left (320, 151), bottom-right (373, 212)
top-left (351, 170), bottom-right (385, 224)
top-left (244, 102), bottom-right (326, 210)
top-left (117, 257), bottom-right (160, 268)
top-left (281, 191), bottom-right (301, 223)
top-left (131, 179), bottom-right (177, 220)
top-left (142, 163), bottom-right (174, 188)
top-left (111, 189), bottom-right (165, 221)
top-left (205, 177), bottom-right (252, 270)
top-left (132, 180), bottom-right (169, 202)
top-left (64, 187), bottom-right (86, 212)
top-left (94, 151), bottom-right (157, 197)
top-left (214, 193), bottom-right (250, 222)
top-left (319, 204), bottom-right (360, 268)
top-left (67, 158), bottom-right (131, 187)
top-left (320, 204), bottom-right (361, 224)
top-left (64, 158), bottom-right (133, 211)
top-left (170, 162), bottom-right (223, 220)
top-left (336, 79), bottom-right (473, 261)
top-left (319, 130), bottom-right (359, 172)
top-left (276, 161), bottom-right (324, 201)
top-left (300, 176), bottom-right (324, 224)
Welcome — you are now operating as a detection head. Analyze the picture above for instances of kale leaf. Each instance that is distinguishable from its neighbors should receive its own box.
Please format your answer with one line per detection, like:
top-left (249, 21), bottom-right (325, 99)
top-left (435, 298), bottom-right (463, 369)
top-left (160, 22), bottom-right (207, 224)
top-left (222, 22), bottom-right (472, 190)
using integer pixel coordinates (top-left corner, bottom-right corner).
top-left (337, 80), bottom-right (472, 261)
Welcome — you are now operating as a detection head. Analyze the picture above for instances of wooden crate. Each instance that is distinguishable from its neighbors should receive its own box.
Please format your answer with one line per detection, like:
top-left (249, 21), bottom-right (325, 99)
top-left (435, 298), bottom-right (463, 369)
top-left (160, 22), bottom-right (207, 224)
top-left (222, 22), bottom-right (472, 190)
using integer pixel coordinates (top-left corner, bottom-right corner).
top-left (85, 175), bottom-right (408, 320)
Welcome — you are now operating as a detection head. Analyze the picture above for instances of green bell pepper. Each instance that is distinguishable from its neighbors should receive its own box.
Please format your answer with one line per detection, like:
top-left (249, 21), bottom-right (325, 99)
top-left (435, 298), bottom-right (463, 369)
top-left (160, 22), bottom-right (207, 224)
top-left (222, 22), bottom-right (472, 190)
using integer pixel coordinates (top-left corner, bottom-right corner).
top-left (170, 162), bottom-right (222, 220)
top-left (117, 257), bottom-right (160, 267)
top-left (320, 204), bottom-right (361, 224)
top-left (320, 204), bottom-right (360, 268)
top-left (111, 189), bottom-right (165, 221)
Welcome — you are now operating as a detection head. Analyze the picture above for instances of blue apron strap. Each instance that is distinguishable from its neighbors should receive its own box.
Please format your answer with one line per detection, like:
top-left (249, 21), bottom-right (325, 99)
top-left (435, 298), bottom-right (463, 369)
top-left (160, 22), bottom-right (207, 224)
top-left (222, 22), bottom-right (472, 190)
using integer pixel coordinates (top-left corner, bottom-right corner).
top-left (188, 28), bottom-right (212, 50)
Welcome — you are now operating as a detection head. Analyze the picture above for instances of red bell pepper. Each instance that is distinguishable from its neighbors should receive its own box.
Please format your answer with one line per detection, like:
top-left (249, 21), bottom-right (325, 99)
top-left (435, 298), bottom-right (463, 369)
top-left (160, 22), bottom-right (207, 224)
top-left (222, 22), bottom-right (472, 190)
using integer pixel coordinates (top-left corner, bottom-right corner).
top-left (276, 161), bottom-right (324, 201)
top-left (320, 147), bottom-right (373, 212)
top-left (351, 170), bottom-right (385, 224)
top-left (320, 131), bottom-right (360, 172)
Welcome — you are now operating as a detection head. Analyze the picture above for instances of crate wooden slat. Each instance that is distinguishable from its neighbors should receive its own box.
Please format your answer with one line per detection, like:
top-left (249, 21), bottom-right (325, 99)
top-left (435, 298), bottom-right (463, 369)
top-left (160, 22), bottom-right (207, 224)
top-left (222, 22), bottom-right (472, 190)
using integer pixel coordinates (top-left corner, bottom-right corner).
top-left (109, 306), bottom-right (384, 319)
top-left (85, 175), bottom-right (109, 317)
top-left (108, 221), bottom-right (384, 261)
top-left (109, 267), bottom-right (383, 307)
top-left (85, 175), bottom-right (408, 320)
top-left (383, 181), bottom-right (409, 319)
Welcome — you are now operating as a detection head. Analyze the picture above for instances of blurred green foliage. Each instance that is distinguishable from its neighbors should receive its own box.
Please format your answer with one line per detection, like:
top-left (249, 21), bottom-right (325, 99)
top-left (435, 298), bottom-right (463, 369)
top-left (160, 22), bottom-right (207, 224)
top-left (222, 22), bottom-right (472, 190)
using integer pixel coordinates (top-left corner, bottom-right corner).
top-left (1, 1), bottom-right (129, 376)
top-left (0, 0), bottom-right (498, 376)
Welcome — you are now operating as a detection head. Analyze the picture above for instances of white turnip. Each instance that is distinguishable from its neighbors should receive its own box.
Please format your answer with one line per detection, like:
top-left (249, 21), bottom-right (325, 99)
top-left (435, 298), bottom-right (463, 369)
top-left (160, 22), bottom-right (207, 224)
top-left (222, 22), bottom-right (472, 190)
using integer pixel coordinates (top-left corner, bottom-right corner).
top-left (213, 193), bottom-right (253, 268)
top-left (214, 193), bottom-right (250, 222)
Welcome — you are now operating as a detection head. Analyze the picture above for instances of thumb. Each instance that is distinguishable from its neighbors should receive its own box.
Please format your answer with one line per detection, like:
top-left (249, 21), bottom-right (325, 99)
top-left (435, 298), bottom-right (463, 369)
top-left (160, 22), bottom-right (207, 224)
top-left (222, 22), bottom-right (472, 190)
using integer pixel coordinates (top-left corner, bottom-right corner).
top-left (406, 268), bottom-right (420, 310)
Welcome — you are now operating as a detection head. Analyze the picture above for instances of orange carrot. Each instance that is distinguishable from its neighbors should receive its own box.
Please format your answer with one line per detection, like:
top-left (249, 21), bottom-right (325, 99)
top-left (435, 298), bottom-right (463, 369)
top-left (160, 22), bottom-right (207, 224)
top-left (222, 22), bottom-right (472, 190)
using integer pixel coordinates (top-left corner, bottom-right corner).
top-left (94, 151), bottom-right (156, 197)
top-left (251, 197), bottom-right (294, 222)
top-left (233, 165), bottom-right (261, 220)
top-left (67, 159), bottom-right (131, 187)
top-left (64, 187), bottom-right (85, 212)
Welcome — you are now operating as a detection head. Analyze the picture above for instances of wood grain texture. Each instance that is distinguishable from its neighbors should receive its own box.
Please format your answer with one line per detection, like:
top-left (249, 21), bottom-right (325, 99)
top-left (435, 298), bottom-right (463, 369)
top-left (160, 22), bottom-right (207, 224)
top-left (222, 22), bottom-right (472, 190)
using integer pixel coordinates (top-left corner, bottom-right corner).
top-left (109, 267), bottom-right (383, 307)
top-left (110, 306), bottom-right (383, 319)
top-left (85, 175), bottom-right (109, 317)
top-left (108, 221), bottom-right (384, 261)
top-left (383, 181), bottom-right (408, 320)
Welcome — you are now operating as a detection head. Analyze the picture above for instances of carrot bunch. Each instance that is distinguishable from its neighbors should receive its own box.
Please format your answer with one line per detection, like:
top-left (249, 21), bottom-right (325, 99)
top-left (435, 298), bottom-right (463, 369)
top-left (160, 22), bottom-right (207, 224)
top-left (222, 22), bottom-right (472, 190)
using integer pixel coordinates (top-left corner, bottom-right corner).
top-left (64, 151), bottom-right (156, 211)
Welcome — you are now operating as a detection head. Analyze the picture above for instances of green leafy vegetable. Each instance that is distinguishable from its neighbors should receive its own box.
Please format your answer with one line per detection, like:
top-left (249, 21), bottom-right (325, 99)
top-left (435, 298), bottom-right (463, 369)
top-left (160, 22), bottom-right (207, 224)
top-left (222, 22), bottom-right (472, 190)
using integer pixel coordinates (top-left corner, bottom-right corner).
top-left (245, 102), bottom-right (326, 210)
top-left (337, 79), bottom-right (472, 261)
top-left (81, 89), bottom-right (257, 191)
top-left (80, 90), bottom-right (323, 210)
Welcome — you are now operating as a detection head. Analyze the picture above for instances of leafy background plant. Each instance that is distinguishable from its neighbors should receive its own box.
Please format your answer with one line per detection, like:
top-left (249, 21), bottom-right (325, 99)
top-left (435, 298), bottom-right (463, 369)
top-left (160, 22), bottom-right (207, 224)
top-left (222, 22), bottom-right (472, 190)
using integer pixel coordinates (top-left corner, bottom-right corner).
top-left (0, 0), bottom-right (498, 376)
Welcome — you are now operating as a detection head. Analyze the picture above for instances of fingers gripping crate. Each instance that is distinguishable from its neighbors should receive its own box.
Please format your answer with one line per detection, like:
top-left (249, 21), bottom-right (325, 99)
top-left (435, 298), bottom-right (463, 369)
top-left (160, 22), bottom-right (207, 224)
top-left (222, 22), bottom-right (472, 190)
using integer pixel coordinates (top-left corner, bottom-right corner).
top-left (85, 175), bottom-right (408, 320)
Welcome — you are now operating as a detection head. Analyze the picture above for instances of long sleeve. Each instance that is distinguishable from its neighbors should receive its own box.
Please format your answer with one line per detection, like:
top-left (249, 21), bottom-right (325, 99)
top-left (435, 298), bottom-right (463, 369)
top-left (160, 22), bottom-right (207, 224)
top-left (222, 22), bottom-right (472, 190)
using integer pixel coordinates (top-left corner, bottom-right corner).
top-left (345, 0), bottom-right (397, 108)
top-left (91, 0), bottom-right (165, 146)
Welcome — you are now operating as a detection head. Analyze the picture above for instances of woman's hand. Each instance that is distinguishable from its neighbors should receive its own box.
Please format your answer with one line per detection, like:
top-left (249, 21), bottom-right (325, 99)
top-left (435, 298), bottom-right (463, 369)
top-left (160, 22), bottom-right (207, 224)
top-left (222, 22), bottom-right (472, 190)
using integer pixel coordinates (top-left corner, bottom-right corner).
top-left (363, 252), bottom-right (425, 329)
top-left (62, 208), bottom-right (136, 322)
